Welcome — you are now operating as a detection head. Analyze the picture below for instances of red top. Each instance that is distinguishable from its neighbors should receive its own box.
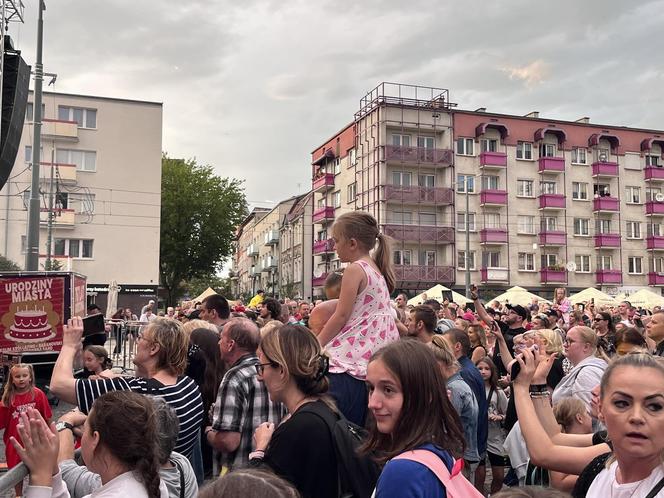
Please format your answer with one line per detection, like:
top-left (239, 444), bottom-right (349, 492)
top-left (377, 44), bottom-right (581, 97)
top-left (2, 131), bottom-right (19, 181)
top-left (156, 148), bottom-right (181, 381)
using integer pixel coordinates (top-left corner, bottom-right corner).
top-left (0, 388), bottom-right (52, 468)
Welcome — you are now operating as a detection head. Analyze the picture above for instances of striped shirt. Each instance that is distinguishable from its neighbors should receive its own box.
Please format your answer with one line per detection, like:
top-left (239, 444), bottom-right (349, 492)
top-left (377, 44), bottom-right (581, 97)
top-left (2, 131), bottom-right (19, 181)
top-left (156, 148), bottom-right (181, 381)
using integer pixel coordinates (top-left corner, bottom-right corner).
top-left (76, 375), bottom-right (204, 459)
top-left (211, 354), bottom-right (283, 472)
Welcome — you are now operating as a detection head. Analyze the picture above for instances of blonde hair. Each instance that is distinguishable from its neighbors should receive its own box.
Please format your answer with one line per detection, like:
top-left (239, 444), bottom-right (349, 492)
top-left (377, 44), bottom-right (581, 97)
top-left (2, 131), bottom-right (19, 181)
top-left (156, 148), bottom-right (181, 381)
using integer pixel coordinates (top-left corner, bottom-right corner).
top-left (147, 318), bottom-right (189, 376)
top-left (332, 212), bottom-right (395, 292)
top-left (2, 363), bottom-right (35, 406)
top-left (553, 398), bottom-right (587, 432)
top-left (534, 329), bottom-right (563, 354)
top-left (429, 336), bottom-right (459, 370)
top-left (182, 319), bottom-right (218, 338)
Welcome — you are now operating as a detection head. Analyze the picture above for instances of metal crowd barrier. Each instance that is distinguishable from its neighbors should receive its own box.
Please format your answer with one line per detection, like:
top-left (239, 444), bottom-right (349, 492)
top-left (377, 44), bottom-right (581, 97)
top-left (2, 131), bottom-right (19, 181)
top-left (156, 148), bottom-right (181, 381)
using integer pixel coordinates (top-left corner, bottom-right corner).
top-left (103, 319), bottom-right (145, 372)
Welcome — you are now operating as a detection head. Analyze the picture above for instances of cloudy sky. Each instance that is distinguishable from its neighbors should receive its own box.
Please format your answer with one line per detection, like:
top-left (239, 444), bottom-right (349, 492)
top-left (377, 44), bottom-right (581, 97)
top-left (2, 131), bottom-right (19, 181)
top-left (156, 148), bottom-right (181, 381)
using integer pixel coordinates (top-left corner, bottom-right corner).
top-left (10, 0), bottom-right (664, 209)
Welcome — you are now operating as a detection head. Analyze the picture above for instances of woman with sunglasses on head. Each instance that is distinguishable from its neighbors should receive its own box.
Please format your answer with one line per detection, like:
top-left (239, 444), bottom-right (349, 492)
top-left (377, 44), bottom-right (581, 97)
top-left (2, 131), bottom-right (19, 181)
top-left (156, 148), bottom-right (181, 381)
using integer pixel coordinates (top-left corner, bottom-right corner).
top-left (363, 339), bottom-right (468, 498)
top-left (250, 324), bottom-right (340, 498)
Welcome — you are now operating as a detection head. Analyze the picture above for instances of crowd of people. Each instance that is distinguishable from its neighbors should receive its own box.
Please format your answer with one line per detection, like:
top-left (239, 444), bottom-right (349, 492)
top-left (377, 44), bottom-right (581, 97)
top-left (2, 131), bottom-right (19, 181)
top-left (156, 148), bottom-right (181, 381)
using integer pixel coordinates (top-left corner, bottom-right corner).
top-left (2, 211), bottom-right (664, 497)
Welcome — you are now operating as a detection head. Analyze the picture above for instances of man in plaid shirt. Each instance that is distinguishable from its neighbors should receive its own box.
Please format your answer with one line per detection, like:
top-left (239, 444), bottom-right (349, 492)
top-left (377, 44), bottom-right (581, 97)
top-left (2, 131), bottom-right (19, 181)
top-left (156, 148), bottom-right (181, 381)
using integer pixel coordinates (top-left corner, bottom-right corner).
top-left (205, 317), bottom-right (283, 474)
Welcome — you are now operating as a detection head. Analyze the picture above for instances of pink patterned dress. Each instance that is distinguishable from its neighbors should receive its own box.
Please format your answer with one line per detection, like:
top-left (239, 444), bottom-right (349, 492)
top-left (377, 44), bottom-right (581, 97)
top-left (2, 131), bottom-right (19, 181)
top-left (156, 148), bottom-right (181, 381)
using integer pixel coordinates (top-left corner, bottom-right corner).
top-left (325, 260), bottom-right (399, 379)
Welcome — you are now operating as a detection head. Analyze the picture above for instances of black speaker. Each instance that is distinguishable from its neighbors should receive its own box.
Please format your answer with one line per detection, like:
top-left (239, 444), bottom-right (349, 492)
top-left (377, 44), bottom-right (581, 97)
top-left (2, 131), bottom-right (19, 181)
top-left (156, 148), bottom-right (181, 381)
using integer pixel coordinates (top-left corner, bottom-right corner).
top-left (0, 45), bottom-right (30, 191)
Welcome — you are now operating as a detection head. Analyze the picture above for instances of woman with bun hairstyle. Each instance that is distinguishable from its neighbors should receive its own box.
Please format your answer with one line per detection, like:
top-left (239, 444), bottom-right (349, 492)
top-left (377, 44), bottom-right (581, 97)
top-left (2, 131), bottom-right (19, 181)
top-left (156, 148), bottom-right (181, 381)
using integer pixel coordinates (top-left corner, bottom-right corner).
top-left (250, 324), bottom-right (339, 498)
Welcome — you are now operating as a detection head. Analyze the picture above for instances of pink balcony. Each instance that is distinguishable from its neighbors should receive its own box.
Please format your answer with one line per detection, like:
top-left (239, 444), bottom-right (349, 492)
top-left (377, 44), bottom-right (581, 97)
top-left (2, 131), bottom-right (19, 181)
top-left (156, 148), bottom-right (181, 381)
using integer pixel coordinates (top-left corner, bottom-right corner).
top-left (541, 268), bottom-right (568, 284)
top-left (648, 273), bottom-right (664, 286)
top-left (594, 234), bottom-right (621, 248)
top-left (313, 238), bottom-right (334, 255)
top-left (538, 157), bottom-right (565, 173)
top-left (645, 166), bottom-right (664, 182)
top-left (312, 173), bottom-right (335, 193)
top-left (313, 206), bottom-right (335, 223)
top-left (384, 145), bottom-right (453, 167)
top-left (646, 201), bottom-right (664, 216)
top-left (647, 236), bottom-right (664, 250)
top-left (591, 161), bottom-right (619, 177)
top-left (596, 269), bottom-right (622, 284)
top-left (538, 231), bottom-right (567, 246)
top-left (593, 197), bottom-right (619, 212)
top-left (538, 194), bottom-right (566, 210)
top-left (312, 273), bottom-right (328, 287)
top-left (480, 189), bottom-right (508, 206)
top-left (382, 224), bottom-right (454, 243)
top-left (480, 228), bottom-right (508, 244)
top-left (384, 186), bottom-right (454, 205)
top-left (481, 268), bottom-right (509, 283)
top-left (394, 265), bottom-right (455, 287)
top-left (479, 151), bottom-right (508, 168)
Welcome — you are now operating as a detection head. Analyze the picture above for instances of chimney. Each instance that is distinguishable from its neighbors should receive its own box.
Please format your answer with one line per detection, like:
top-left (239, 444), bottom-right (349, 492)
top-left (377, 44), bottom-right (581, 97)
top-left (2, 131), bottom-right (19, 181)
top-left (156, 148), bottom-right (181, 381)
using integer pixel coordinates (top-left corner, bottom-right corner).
top-left (576, 117), bottom-right (590, 124)
top-left (525, 111), bottom-right (539, 118)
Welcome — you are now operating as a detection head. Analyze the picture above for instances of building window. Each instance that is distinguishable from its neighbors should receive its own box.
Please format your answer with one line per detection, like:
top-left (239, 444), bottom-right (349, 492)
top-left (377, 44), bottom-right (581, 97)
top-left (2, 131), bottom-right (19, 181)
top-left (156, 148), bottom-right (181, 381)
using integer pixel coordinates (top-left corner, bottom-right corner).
top-left (539, 143), bottom-right (556, 158)
top-left (647, 187), bottom-right (662, 202)
top-left (55, 149), bottom-right (97, 172)
top-left (517, 215), bottom-right (535, 234)
top-left (541, 217), bottom-right (557, 231)
top-left (349, 148), bottom-right (357, 166)
top-left (421, 250), bottom-right (436, 266)
top-left (457, 250), bottom-right (476, 270)
top-left (483, 251), bottom-right (501, 268)
top-left (347, 183), bottom-right (356, 203)
top-left (484, 213), bottom-right (501, 229)
top-left (334, 158), bottom-right (341, 175)
top-left (481, 175), bottom-right (499, 190)
top-left (654, 257), bottom-right (664, 273)
top-left (541, 254), bottom-right (558, 269)
top-left (481, 139), bottom-right (498, 153)
top-left (456, 138), bottom-right (474, 156)
top-left (392, 134), bottom-right (411, 147)
top-left (596, 219), bottom-right (612, 234)
top-left (457, 212), bottom-right (476, 232)
top-left (392, 211), bottom-right (413, 224)
top-left (517, 179), bottom-right (534, 197)
top-left (332, 191), bottom-right (341, 208)
top-left (418, 174), bottom-right (435, 188)
top-left (457, 174), bottom-right (475, 193)
top-left (625, 186), bottom-right (641, 204)
top-left (646, 155), bottom-right (660, 167)
top-left (25, 102), bottom-right (45, 122)
top-left (392, 171), bottom-right (412, 187)
top-left (53, 238), bottom-right (94, 259)
top-left (419, 212), bottom-right (436, 225)
top-left (573, 218), bottom-right (590, 236)
top-left (572, 182), bottom-right (588, 200)
top-left (628, 257), bottom-right (643, 274)
top-left (518, 252), bottom-right (535, 271)
top-left (575, 255), bottom-right (591, 273)
top-left (598, 255), bottom-right (613, 270)
top-left (393, 250), bottom-right (412, 265)
top-left (648, 223), bottom-right (662, 237)
top-left (594, 184), bottom-right (611, 197)
top-left (516, 142), bottom-right (532, 160)
top-left (25, 146), bottom-right (32, 163)
top-left (572, 147), bottom-right (587, 165)
top-left (58, 106), bottom-right (97, 128)
top-left (540, 181), bottom-right (557, 195)
top-left (626, 221), bottom-right (641, 239)
top-left (417, 136), bottom-right (434, 149)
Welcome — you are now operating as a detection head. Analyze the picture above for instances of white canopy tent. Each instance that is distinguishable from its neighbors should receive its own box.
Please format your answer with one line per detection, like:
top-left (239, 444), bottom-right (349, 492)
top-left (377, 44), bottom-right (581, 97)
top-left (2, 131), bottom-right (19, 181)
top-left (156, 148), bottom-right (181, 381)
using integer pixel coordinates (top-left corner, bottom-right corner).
top-left (568, 287), bottom-right (618, 307)
top-left (407, 284), bottom-right (471, 306)
top-left (194, 287), bottom-right (217, 303)
top-left (491, 286), bottom-right (550, 307)
top-left (622, 288), bottom-right (664, 309)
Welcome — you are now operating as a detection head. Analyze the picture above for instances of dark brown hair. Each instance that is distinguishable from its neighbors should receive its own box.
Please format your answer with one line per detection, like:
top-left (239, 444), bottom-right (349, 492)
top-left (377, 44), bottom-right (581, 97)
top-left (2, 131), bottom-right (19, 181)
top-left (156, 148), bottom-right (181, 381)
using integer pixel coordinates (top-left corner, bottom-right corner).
top-left (332, 212), bottom-right (395, 292)
top-left (84, 345), bottom-right (113, 371)
top-left (199, 468), bottom-right (300, 497)
top-left (190, 327), bottom-right (227, 410)
top-left (411, 305), bottom-right (437, 333)
top-left (614, 327), bottom-right (647, 350)
top-left (361, 339), bottom-right (465, 463)
top-left (88, 391), bottom-right (161, 498)
top-left (475, 356), bottom-right (499, 389)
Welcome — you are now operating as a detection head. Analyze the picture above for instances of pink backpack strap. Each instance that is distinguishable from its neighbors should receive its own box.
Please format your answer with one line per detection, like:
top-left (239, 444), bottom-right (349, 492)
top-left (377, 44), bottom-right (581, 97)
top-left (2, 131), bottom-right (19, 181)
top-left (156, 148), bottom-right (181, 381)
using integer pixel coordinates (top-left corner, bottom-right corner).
top-left (392, 449), bottom-right (456, 484)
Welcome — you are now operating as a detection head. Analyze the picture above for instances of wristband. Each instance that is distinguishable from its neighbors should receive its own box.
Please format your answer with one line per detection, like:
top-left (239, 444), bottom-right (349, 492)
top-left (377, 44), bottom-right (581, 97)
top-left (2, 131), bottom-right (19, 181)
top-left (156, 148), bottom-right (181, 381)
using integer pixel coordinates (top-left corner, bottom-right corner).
top-left (529, 391), bottom-right (550, 399)
top-left (249, 450), bottom-right (265, 460)
top-left (529, 384), bottom-right (548, 393)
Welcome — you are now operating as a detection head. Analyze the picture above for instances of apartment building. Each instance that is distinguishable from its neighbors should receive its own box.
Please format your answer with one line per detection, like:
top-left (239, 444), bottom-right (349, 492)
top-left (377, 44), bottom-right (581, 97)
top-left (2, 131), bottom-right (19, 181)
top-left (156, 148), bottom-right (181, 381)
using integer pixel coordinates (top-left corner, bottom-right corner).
top-left (0, 91), bottom-right (162, 310)
top-left (233, 195), bottom-right (310, 299)
top-left (306, 82), bottom-right (664, 297)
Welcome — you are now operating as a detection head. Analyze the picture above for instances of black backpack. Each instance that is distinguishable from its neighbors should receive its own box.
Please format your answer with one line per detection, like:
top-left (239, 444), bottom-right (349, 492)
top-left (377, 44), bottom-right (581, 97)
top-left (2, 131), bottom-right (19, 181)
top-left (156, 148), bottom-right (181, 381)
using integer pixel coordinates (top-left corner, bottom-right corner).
top-left (300, 404), bottom-right (381, 498)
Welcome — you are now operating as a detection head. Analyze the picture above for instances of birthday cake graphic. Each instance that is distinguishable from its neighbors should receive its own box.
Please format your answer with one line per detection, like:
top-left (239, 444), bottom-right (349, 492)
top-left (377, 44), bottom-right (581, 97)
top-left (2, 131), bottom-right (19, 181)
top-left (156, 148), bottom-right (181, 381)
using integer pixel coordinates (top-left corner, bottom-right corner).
top-left (3, 304), bottom-right (57, 343)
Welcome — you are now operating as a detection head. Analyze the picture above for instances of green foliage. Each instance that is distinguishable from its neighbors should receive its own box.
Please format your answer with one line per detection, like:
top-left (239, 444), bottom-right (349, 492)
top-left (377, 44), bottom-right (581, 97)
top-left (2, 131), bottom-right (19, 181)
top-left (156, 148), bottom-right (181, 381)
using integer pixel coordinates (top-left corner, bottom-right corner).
top-left (43, 258), bottom-right (64, 271)
top-left (160, 154), bottom-right (247, 305)
top-left (0, 255), bottom-right (21, 271)
top-left (184, 274), bottom-right (234, 300)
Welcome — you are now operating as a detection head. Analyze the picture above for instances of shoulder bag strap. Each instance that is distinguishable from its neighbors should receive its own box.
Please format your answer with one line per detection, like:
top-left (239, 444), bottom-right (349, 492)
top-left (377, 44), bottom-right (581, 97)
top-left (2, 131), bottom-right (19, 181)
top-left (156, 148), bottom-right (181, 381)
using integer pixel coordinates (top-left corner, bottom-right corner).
top-left (645, 475), bottom-right (664, 498)
top-left (173, 459), bottom-right (186, 498)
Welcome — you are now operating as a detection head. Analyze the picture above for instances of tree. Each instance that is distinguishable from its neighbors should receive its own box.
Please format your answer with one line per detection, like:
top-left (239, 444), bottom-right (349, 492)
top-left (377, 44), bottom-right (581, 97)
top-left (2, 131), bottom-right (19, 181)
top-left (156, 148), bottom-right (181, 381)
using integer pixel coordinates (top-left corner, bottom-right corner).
top-left (0, 255), bottom-right (21, 271)
top-left (183, 274), bottom-right (234, 301)
top-left (160, 155), bottom-right (247, 305)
